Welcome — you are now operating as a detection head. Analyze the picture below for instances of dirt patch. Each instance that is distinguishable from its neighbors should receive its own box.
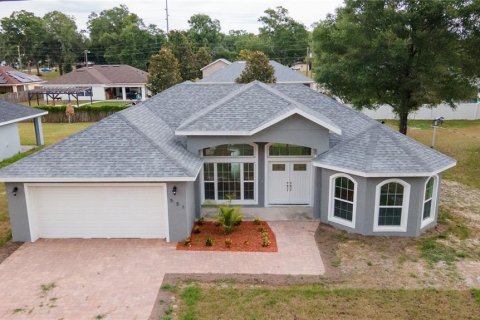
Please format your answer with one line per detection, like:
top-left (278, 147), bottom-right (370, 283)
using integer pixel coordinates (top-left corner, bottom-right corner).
top-left (0, 241), bottom-right (22, 264)
top-left (176, 221), bottom-right (277, 252)
top-left (148, 285), bottom-right (177, 320)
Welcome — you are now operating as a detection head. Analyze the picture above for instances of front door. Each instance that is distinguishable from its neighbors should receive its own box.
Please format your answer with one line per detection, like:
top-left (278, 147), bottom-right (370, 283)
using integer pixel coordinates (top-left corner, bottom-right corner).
top-left (268, 162), bottom-right (311, 205)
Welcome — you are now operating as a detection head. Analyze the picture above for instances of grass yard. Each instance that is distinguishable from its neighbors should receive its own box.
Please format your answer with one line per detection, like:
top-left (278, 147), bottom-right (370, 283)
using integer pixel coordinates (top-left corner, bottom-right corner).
top-left (18, 122), bottom-right (93, 145)
top-left (0, 122), bottom-right (94, 246)
top-left (171, 283), bottom-right (480, 320)
top-left (385, 120), bottom-right (480, 189)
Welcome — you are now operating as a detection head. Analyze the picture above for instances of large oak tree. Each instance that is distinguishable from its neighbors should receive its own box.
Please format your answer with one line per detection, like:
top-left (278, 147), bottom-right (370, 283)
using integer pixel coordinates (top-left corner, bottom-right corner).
top-left (313, 0), bottom-right (480, 134)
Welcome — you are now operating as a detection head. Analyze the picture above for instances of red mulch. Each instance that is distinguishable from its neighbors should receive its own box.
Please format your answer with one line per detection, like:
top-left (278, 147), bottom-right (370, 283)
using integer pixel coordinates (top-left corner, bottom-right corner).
top-left (176, 221), bottom-right (278, 252)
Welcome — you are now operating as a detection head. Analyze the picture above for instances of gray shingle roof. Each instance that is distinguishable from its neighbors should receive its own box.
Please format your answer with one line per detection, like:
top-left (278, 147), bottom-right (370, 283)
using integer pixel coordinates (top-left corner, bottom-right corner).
top-left (176, 81), bottom-right (341, 135)
top-left (199, 60), bottom-right (314, 84)
top-left (0, 81), bottom-right (455, 181)
top-left (0, 100), bottom-right (47, 126)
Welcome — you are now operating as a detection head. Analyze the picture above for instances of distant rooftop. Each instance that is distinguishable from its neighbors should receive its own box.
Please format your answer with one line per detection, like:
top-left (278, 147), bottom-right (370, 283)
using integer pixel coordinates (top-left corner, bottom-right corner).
top-left (0, 66), bottom-right (44, 85)
top-left (46, 64), bottom-right (148, 86)
top-left (199, 60), bottom-right (314, 84)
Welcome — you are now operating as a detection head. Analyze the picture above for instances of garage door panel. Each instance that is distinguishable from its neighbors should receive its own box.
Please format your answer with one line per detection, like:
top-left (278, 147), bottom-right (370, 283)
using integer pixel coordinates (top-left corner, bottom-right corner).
top-left (27, 184), bottom-right (167, 239)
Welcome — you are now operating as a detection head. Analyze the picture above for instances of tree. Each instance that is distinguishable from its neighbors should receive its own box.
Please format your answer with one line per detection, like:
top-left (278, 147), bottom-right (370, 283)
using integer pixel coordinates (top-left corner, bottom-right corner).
top-left (313, 0), bottom-right (480, 134)
top-left (1, 11), bottom-right (47, 74)
top-left (87, 5), bottom-right (165, 69)
top-left (195, 47), bottom-right (212, 78)
top-left (165, 30), bottom-right (197, 80)
top-left (236, 51), bottom-right (276, 83)
top-left (258, 6), bottom-right (309, 66)
top-left (43, 11), bottom-right (83, 75)
top-left (147, 47), bottom-right (182, 94)
top-left (187, 14), bottom-right (221, 50)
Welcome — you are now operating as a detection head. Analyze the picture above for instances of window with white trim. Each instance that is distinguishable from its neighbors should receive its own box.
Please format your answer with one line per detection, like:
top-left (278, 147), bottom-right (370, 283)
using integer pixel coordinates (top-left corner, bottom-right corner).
top-left (268, 143), bottom-right (311, 156)
top-left (328, 174), bottom-right (356, 228)
top-left (422, 176), bottom-right (437, 227)
top-left (374, 179), bottom-right (410, 232)
top-left (202, 144), bottom-right (256, 203)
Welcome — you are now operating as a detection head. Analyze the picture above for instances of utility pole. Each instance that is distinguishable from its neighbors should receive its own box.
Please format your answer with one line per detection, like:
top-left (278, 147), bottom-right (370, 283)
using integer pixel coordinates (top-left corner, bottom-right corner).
top-left (165, 0), bottom-right (170, 34)
top-left (17, 45), bottom-right (22, 70)
top-left (84, 49), bottom-right (90, 67)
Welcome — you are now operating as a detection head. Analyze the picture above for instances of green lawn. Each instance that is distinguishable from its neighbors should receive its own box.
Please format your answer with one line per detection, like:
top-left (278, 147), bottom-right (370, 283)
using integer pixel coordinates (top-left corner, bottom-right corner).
top-left (0, 122), bottom-right (94, 245)
top-left (38, 70), bottom-right (60, 81)
top-left (172, 283), bottom-right (480, 320)
top-left (386, 120), bottom-right (480, 189)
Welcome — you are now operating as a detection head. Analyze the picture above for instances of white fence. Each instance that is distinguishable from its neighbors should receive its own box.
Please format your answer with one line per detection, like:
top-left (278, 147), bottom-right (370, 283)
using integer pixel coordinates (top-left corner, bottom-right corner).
top-left (359, 102), bottom-right (480, 120)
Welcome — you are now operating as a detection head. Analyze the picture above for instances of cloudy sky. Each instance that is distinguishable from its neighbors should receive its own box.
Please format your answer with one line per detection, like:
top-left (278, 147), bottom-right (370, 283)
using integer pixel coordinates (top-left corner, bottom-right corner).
top-left (0, 0), bottom-right (344, 33)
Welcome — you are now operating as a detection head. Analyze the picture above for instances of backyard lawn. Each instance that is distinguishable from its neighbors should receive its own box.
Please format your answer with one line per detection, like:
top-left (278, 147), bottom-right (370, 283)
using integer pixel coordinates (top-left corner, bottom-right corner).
top-left (169, 283), bottom-right (480, 320)
top-left (0, 122), bottom-right (94, 245)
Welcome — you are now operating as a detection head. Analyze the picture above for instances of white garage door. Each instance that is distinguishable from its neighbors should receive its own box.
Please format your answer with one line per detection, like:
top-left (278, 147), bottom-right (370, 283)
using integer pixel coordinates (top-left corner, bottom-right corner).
top-left (25, 183), bottom-right (168, 241)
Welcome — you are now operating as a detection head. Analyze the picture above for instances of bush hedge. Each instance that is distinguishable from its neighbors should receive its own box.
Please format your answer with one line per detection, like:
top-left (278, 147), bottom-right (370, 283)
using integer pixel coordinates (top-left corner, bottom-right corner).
top-left (35, 105), bottom-right (129, 123)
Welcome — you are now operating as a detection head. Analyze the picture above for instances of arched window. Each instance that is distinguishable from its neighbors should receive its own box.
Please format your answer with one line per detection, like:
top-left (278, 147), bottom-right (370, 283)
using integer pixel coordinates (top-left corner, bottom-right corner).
top-left (374, 179), bottom-right (410, 232)
top-left (421, 176), bottom-right (437, 228)
top-left (328, 174), bottom-right (357, 228)
top-left (203, 144), bottom-right (254, 157)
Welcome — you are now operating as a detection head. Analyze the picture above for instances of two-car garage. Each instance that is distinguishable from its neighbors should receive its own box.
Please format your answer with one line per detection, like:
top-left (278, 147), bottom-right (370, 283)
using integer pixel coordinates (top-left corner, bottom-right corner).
top-left (23, 183), bottom-right (169, 241)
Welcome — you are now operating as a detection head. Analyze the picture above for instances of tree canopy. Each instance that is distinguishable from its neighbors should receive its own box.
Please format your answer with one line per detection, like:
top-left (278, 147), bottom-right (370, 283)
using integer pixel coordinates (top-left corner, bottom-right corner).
top-left (236, 51), bottom-right (276, 83)
top-left (313, 0), bottom-right (480, 134)
top-left (147, 47), bottom-right (182, 94)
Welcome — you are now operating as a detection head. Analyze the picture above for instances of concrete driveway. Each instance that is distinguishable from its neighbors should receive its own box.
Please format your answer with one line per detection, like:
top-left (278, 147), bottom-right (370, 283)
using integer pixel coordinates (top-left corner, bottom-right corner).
top-left (0, 221), bottom-right (324, 319)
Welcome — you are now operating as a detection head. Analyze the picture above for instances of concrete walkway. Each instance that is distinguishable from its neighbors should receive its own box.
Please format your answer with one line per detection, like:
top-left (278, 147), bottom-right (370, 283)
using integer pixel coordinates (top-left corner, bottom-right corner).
top-left (0, 221), bottom-right (323, 319)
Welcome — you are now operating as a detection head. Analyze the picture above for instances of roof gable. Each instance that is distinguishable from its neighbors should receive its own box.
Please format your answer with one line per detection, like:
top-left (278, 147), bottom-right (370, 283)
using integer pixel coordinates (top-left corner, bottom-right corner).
top-left (200, 59), bottom-right (231, 71)
top-left (175, 81), bottom-right (341, 136)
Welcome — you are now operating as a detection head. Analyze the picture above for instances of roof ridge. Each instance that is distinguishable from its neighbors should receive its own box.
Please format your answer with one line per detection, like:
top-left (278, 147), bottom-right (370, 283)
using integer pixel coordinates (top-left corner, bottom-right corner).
top-left (116, 110), bottom-right (194, 177)
top-left (363, 127), bottom-right (381, 172)
top-left (177, 81), bottom-right (259, 130)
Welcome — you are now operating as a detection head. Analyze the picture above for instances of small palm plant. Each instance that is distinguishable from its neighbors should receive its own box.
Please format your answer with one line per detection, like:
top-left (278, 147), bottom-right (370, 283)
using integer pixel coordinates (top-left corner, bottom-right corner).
top-left (216, 195), bottom-right (243, 234)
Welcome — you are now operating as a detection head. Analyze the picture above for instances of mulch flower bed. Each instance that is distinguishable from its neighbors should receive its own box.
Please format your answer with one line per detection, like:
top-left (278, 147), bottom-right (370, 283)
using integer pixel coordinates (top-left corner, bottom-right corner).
top-left (176, 221), bottom-right (278, 252)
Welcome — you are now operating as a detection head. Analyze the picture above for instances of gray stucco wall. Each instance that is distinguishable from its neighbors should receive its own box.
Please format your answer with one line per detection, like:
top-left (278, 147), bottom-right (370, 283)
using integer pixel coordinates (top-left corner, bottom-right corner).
top-left (5, 182), bottom-right (196, 243)
top-left (316, 168), bottom-right (441, 237)
top-left (0, 123), bottom-right (21, 161)
top-left (167, 181), bottom-right (197, 242)
top-left (186, 114), bottom-right (329, 155)
top-left (4, 182), bottom-right (32, 242)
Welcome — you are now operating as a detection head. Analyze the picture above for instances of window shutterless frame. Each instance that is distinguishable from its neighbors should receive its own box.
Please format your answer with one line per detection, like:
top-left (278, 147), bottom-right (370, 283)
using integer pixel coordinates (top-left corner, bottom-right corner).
top-left (328, 173), bottom-right (357, 228)
top-left (373, 179), bottom-right (410, 232)
top-left (421, 175), bottom-right (438, 228)
top-left (200, 143), bottom-right (258, 205)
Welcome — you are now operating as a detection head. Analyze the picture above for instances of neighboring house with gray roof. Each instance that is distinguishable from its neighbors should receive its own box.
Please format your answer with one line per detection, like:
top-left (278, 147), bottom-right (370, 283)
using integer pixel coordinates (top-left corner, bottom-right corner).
top-left (200, 58), bottom-right (231, 79)
top-left (200, 60), bottom-right (315, 87)
top-left (43, 64), bottom-right (150, 101)
top-left (0, 81), bottom-right (455, 243)
top-left (0, 100), bottom-right (47, 161)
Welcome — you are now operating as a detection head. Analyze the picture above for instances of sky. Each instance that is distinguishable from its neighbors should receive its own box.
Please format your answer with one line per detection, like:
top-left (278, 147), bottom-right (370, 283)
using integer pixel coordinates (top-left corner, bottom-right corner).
top-left (0, 0), bottom-right (344, 33)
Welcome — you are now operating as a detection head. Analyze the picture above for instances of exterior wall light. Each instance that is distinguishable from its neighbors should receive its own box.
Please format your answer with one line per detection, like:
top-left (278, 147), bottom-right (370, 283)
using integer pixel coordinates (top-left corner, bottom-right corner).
top-left (12, 187), bottom-right (18, 196)
top-left (172, 186), bottom-right (177, 196)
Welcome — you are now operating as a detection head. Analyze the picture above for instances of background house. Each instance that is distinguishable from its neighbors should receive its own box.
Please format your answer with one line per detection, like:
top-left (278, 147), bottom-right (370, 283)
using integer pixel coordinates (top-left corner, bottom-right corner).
top-left (200, 60), bottom-right (315, 88)
top-left (0, 100), bottom-right (47, 160)
top-left (43, 64), bottom-right (150, 101)
top-left (0, 66), bottom-right (44, 94)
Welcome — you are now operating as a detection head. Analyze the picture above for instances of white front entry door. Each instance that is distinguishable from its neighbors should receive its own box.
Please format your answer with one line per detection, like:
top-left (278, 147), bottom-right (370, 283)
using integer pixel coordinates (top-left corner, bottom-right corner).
top-left (268, 162), bottom-right (311, 205)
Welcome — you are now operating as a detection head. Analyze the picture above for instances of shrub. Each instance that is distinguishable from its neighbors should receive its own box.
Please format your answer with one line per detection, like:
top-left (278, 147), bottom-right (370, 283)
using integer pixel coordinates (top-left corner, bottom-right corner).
top-left (196, 216), bottom-right (205, 226)
top-left (258, 227), bottom-right (267, 233)
top-left (193, 225), bottom-right (201, 234)
top-left (205, 236), bottom-right (213, 247)
top-left (254, 217), bottom-right (262, 225)
top-left (183, 237), bottom-right (192, 247)
top-left (225, 238), bottom-right (232, 248)
top-left (261, 233), bottom-right (271, 247)
top-left (216, 196), bottom-right (243, 234)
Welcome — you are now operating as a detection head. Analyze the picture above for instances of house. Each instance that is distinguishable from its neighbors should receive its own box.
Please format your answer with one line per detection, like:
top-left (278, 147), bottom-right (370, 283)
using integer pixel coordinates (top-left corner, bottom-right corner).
top-left (200, 60), bottom-right (315, 87)
top-left (43, 64), bottom-right (150, 101)
top-left (0, 100), bottom-right (47, 161)
top-left (0, 81), bottom-right (455, 243)
top-left (0, 66), bottom-right (45, 94)
top-left (200, 58), bottom-right (231, 79)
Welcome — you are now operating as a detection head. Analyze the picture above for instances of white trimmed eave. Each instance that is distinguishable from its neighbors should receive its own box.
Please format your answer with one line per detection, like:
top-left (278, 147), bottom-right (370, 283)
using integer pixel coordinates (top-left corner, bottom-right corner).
top-left (312, 161), bottom-right (457, 178)
top-left (175, 108), bottom-right (342, 136)
top-left (0, 112), bottom-right (48, 127)
top-left (0, 176), bottom-right (198, 183)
